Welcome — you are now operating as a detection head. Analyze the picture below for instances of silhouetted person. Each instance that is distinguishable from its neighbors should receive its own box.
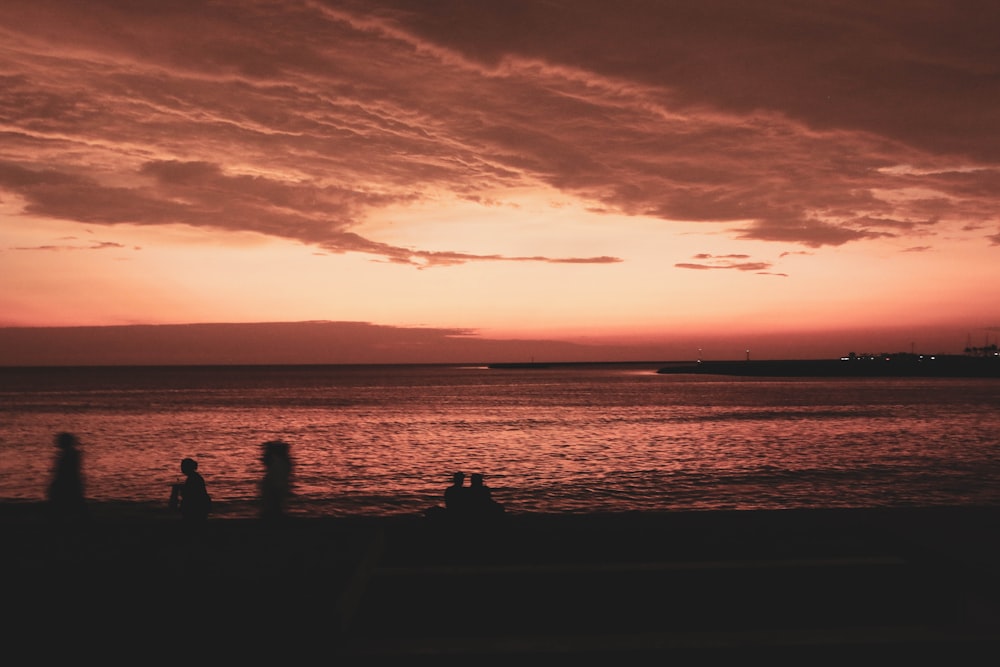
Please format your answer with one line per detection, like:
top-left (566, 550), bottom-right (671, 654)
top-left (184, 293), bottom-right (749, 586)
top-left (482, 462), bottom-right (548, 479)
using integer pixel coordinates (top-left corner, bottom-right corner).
top-left (445, 472), bottom-right (468, 513)
top-left (260, 440), bottom-right (293, 522)
top-left (425, 471), bottom-right (469, 522)
top-left (47, 432), bottom-right (87, 523)
top-left (169, 457), bottom-right (212, 522)
top-left (468, 473), bottom-right (505, 519)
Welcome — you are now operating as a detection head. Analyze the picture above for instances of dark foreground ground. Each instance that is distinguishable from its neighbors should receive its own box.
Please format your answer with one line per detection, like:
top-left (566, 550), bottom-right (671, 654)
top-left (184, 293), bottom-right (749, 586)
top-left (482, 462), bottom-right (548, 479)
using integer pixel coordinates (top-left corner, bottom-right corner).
top-left (3, 504), bottom-right (998, 663)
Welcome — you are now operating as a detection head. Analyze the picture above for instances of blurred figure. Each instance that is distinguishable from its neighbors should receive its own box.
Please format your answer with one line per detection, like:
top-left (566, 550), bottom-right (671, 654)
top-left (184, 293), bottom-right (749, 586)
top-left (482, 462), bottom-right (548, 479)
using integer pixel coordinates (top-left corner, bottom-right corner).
top-left (260, 440), bottom-right (293, 521)
top-left (169, 457), bottom-right (212, 522)
top-left (47, 432), bottom-right (87, 523)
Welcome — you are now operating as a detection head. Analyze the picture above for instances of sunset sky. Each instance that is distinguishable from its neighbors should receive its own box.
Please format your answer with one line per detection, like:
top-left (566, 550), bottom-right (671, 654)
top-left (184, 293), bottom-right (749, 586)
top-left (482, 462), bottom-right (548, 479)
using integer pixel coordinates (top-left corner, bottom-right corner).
top-left (2, 0), bottom-right (999, 364)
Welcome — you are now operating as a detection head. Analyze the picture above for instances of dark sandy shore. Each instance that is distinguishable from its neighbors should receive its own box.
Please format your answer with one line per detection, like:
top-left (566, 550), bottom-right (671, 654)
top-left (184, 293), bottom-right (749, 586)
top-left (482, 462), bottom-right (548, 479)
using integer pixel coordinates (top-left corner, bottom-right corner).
top-left (4, 504), bottom-right (998, 662)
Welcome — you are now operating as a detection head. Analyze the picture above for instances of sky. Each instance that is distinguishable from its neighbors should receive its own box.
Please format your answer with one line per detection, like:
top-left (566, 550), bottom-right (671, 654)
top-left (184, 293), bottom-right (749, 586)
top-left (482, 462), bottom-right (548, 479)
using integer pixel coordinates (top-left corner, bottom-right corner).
top-left (1, 0), bottom-right (999, 364)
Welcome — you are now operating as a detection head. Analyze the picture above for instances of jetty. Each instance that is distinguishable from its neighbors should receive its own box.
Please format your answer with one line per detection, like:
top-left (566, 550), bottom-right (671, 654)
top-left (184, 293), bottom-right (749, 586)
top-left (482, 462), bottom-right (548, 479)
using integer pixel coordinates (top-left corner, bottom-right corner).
top-left (658, 354), bottom-right (1000, 378)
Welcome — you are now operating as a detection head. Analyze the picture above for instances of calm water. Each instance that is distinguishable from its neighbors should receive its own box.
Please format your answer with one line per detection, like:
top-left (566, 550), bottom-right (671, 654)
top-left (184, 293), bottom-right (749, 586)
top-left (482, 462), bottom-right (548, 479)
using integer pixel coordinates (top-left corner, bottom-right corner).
top-left (1, 363), bottom-right (999, 518)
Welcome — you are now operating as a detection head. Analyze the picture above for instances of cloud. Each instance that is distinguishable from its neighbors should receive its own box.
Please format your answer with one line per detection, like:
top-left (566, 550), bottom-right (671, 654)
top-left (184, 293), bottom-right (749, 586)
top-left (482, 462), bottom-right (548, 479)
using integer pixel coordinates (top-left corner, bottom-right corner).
top-left (0, 320), bottom-right (656, 365)
top-left (12, 238), bottom-right (129, 251)
top-left (1, 0), bottom-right (998, 266)
top-left (675, 254), bottom-right (773, 272)
top-left (692, 253), bottom-right (750, 260)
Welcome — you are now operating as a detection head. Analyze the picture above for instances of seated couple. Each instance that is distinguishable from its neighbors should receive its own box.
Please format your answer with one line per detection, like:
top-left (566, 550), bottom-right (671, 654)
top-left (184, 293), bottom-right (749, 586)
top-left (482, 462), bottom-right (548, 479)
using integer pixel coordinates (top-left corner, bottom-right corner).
top-left (428, 471), bottom-right (505, 522)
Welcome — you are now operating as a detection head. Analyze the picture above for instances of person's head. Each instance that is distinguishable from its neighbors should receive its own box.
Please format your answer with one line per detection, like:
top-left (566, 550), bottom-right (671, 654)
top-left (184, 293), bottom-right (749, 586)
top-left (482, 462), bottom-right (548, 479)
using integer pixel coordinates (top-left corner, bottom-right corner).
top-left (55, 432), bottom-right (78, 450)
top-left (451, 472), bottom-right (465, 486)
top-left (471, 473), bottom-right (484, 487)
top-left (262, 440), bottom-right (290, 466)
top-left (181, 457), bottom-right (198, 475)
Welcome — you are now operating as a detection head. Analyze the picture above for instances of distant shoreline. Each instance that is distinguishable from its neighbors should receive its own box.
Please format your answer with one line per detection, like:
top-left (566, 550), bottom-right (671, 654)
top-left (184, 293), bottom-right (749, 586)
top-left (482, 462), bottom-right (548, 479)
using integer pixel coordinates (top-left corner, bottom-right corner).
top-left (656, 355), bottom-right (1000, 378)
top-left (486, 360), bottom-right (664, 369)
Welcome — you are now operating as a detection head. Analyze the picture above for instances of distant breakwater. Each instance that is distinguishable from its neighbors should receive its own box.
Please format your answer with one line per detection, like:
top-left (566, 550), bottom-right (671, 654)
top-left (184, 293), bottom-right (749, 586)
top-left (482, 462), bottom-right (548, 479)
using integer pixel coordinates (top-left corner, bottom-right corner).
top-left (657, 355), bottom-right (1000, 378)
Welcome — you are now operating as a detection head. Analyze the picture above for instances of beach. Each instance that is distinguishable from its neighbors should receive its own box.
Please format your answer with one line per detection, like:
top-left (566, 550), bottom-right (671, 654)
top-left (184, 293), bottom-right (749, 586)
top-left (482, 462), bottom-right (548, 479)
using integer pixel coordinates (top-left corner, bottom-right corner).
top-left (4, 503), bottom-right (998, 662)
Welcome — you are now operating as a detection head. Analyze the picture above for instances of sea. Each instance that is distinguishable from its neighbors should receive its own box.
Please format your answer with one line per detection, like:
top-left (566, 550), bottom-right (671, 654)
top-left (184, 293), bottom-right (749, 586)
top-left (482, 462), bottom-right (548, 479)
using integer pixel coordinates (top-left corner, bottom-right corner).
top-left (2, 363), bottom-right (999, 519)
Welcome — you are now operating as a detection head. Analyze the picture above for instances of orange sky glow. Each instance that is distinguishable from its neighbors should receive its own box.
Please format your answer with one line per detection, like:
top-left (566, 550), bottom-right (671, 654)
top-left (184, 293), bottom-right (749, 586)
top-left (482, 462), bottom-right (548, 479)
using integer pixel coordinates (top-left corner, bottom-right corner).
top-left (1, 0), bottom-right (998, 364)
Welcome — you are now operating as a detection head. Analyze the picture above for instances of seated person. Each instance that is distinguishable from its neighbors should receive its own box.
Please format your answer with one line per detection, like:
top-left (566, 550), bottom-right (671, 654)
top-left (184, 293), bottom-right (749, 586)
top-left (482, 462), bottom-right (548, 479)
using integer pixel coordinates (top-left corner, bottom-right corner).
top-left (170, 457), bottom-right (212, 522)
top-left (444, 471), bottom-right (468, 513)
top-left (467, 473), bottom-right (505, 517)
